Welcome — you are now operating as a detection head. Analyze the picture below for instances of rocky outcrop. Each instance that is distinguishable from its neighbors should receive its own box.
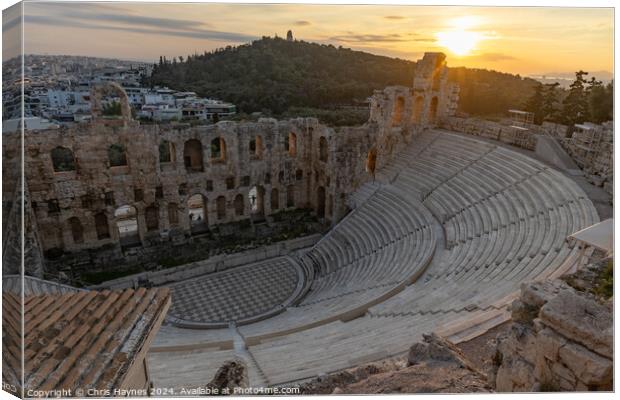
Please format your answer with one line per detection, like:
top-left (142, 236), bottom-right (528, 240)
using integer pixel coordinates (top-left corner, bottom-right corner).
top-left (492, 280), bottom-right (613, 392)
top-left (300, 333), bottom-right (490, 394)
top-left (206, 359), bottom-right (249, 392)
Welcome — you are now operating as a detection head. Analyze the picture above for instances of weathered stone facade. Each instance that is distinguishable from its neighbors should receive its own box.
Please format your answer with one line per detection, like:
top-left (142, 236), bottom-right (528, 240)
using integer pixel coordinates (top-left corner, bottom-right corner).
top-left (5, 52), bottom-right (458, 275)
top-left (492, 280), bottom-right (613, 391)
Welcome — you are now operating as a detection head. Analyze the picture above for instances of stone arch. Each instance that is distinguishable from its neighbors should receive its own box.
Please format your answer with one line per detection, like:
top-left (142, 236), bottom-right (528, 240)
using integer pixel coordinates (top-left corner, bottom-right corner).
top-left (68, 217), bottom-right (83, 244)
top-left (94, 212), bottom-right (110, 240)
top-left (114, 205), bottom-right (140, 246)
top-left (145, 204), bottom-right (159, 231)
top-left (249, 186), bottom-right (265, 216)
top-left (412, 96), bottom-right (424, 124)
top-left (159, 140), bottom-right (176, 163)
top-left (319, 136), bottom-right (328, 162)
top-left (366, 147), bottom-right (377, 176)
top-left (286, 185), bottom-right (295, 208)
top-left (317, 186), bottom-right (326, 219)
top-left (250, 135), bottom-right (263, 159)
top-left (211, 137), bottom-right (227, 162)
top-left (430, 96), bottom-right (439, 124)
top-left (184, 139), bottom-right (204, 172)
top-left (286, 132), bottom-right (297, 157)
top-left (392, 96), bottom-right (405, 126)
top-left (216, 196), bottom-right (227, 220)
top-left (90, 82), bottom-right (132, 121)
top-left (51, 146), bottom-right (76, 172)
top-left (234, 194), bottom-right (245, 216)
top-left (188, 194), bottom-right (208, 234)
top-left (108, 143), bottom-right (127, 167)
top-left (271, 188), bottom-right (280, 211)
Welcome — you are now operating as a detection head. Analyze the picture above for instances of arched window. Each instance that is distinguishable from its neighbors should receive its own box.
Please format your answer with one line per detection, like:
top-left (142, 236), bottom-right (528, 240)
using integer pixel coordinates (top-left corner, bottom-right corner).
top-left (108, 144), bottom-right (127, 167)
top-left (271, 188), bottom-right (280, 211)
top-left (429, 96), bottom-right (439, 124)
top-left (211, 137), bottom-right (227, 161)
top-left (249, 186), bottom-right (265, 216)
top-left (216, 196), bottom-right (227, 220)
top-left (250, 136), bottom-right (263, 159)
top-left (168, 203), bottom-right (179, 226)
top-left (286, 185), bottom-right (295, 208)
top-left (319, 137), bottom-right (328, 162)
top-left (286, 132), bottom-right (297, 157)
top-left (317, 186), bottom-right (326, 219)
top-left (68, 217), bottom-right (83, 244)
top-left (366, 147), bottom-right (377, 176)
top-left (188, 194), bottom-right (208, 234)
top-left (412, 96), bottom-right (424, 124)
top-left (234, 194), bottom-right (245, 216)
top-left (114, 205), bottom-right (139, 246)
top-left (145, 204), bottom-right (159, 231)
top-left (51, 147), bottom-right (76, 172)
top-left (392, 96), bottom-right (405, 126)
top-left (95, 212), bottom-right (110, 239)
top-left (183, 139), bottom-right (203, 172)
top-left (159, 140), bottom-right (175, 163)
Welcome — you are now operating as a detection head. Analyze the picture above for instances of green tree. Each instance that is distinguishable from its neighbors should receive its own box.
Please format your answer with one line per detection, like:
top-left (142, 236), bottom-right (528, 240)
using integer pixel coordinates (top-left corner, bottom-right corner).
top-left (561, 70), bottom-right (590, 125)
top-left (541, 82), bottom-right (560, 123)
top-left (524, 83), bottom-right (545, 124)
top-left (588, 79), bottom-right (613, 123)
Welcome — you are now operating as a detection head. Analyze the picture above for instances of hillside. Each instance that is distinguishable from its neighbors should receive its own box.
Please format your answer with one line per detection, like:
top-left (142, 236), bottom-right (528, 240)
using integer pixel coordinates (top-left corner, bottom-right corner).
top-left (146, 36), bottom-right (539, 118)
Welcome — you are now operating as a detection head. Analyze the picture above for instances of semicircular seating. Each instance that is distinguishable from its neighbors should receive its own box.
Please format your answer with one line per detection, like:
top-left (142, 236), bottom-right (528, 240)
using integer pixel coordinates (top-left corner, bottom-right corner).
top-left (149, 129), bottom-right (598, 388)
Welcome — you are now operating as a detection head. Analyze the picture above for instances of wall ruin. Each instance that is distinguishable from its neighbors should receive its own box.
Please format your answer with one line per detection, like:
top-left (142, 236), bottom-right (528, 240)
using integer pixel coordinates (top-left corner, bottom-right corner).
top-left (7, 52), bottom-right (458, 276)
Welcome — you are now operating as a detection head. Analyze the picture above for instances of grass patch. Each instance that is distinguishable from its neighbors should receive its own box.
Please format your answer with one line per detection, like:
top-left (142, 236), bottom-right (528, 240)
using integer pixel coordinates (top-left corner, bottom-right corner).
top-left (594, 259), bottom-right (613, 299)
top-left (81, 264), bottom-right (145, 285)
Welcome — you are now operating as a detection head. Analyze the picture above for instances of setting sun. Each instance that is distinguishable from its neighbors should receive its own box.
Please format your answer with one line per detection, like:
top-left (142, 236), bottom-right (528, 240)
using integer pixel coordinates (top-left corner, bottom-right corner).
top-left (435, 30), bottom-right (482, 56)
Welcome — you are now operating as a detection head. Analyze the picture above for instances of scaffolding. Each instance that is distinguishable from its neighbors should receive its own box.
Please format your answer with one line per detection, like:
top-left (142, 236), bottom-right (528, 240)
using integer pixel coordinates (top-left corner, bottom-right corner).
top-left (569, 123), bottom-right (606, 169)
top-left (501, 110), bottom-right (535, 149)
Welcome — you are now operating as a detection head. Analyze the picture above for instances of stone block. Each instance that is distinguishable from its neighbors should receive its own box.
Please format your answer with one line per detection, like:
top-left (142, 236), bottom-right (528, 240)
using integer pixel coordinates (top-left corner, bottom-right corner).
top-left (558, 341), bottom-right (612, 388)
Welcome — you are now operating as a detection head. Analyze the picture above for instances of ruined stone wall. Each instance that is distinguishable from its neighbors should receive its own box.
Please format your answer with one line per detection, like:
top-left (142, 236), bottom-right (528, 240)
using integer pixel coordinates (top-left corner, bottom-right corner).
top-left (440, 116), bottom-right (537, 150)
top-left (492, 280), bottom-right (612, 391)
top-left (17, 51), bottom-right (458, 273)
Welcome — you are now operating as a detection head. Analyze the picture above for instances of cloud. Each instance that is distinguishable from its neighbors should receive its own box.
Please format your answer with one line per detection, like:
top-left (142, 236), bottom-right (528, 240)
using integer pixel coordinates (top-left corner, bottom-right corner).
top-left (384, 16), bottom-right (405, 20)
top-left (466, 52), bottom-right (516, 62)
top-left (294, 20), bottom-right (311, 26)
top-left (24, 14), bottom-right (256, 43)
top-left (413, 38), bottom-right (436, 43)
top-left (329, 34), bottom-right (407, 43)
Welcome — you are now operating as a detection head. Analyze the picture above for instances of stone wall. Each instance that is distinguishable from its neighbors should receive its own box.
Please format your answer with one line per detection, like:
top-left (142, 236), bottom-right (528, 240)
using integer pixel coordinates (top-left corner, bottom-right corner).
top-left (492, 280), bottom-right (612, 391)
top-left (9, 51), bottom-right (458, 274)
top-left (440, 116), bottom-right (537, 150)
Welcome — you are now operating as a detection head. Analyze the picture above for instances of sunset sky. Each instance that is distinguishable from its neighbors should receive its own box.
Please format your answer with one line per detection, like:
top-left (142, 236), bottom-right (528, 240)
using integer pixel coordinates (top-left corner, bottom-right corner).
top-left (4, 2), bottom-right (614, 77)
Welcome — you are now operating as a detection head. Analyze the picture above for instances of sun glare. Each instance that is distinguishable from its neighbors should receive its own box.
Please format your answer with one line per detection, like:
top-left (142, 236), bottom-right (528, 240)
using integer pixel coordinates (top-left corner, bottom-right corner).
top-left (436, 30), bottom-right (482, 56)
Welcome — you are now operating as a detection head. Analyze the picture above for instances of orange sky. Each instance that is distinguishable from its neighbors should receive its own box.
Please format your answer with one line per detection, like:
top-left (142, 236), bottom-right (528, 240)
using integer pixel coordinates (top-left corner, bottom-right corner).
top-left (5, 2), bottom-right (614, 76)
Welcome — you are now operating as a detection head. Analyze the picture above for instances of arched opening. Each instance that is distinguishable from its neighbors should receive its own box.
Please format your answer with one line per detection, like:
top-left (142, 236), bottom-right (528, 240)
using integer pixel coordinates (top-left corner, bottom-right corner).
top-left (317, 186), bottom-right (326, 219)
top-left (412, 96), bottom-right (424, 124)
top-left (391, 96), bottom-right (405, 126)
top-left (327, 194), bottom-right (333, 218)
top-left (168, 203), bottom-right (179, 226)
top-left (68, 217), bottom-right (83, 244)
top-left (216, 196), bottom-right (227, 220)
top-left (248, 186), bottom-right (265, 217)
top-left (286, 185), bottom-right (295, 208)
top-left (286, 132), bottom-right (297, 157)
top-left (249, 136), bottom-right (263, 159)
top-left (114, 205), bottom-right (140, 247)
top-left (188, 194), bottom-right (208, 234)
top-left (108, 143), bottom-right (127, 167)
top-left (51, 147), bottom-right (76, 172)
top-left (319, 137), bottom-right (328, 162)
top-left (234, 194), bottom-right (245, 216)
top-left (94, 212), bottom-right (110, 240)
top-left (159, 140), bottom-right (175, 163)
top-left (271, 188), bottom-right (280, 211)
top-left (145, 204), bottom-right (159, 232)
top-left (429, 97), bottom-right (439, 124)
top-left (183, 139), bottom-right (204, 172)
top-left (211, 137), bottom-right (227, 162)
top-left (366, 147), bottom-right (377, 176)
